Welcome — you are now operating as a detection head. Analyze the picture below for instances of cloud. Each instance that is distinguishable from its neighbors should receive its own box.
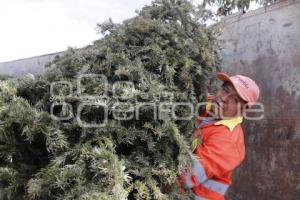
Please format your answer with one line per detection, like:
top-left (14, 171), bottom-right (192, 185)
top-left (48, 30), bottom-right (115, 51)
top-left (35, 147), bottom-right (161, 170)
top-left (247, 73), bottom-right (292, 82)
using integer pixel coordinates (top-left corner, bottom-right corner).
top-left (0, 0), bottom-right (152, 62)
top-left (61, 0), bottom-right (153, 26)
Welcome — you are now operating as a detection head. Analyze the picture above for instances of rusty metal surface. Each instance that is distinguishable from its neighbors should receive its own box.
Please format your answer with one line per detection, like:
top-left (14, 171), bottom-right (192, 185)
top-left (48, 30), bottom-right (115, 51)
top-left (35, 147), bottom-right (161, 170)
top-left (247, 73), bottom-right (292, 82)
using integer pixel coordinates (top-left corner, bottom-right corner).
top-left (220, 0), bottom-right (300, 199)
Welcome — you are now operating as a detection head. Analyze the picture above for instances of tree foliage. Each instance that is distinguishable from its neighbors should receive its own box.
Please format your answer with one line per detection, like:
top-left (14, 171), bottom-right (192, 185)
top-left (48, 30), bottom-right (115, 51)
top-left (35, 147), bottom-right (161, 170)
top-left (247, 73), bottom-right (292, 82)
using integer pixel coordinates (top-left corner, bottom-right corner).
top-left (0, 0), bottom-right (221, 199)
top-left (203, 0), bottom-right (277, 15)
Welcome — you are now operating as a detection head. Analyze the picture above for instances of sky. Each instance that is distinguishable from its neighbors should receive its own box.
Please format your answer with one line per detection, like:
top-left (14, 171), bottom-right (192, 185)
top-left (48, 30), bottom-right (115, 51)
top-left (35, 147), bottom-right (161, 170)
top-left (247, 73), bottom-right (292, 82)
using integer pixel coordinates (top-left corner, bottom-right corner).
top-left (0, 0), bottom-right (153, 62)
top-left (0, 0), bottom-right (260, 63)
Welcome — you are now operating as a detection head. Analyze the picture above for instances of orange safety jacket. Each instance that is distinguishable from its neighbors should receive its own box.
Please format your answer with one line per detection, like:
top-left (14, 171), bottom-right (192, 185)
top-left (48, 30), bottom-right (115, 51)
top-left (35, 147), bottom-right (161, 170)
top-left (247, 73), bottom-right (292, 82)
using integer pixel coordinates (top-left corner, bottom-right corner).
top-left (180, 116), bottom-right (245, 200)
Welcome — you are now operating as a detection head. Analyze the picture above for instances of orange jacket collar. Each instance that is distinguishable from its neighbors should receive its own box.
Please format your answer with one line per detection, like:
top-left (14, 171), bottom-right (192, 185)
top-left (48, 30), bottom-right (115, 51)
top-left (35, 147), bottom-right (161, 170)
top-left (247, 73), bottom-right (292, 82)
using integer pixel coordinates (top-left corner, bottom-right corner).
top-left (214, 117), bottom-right (243, 132)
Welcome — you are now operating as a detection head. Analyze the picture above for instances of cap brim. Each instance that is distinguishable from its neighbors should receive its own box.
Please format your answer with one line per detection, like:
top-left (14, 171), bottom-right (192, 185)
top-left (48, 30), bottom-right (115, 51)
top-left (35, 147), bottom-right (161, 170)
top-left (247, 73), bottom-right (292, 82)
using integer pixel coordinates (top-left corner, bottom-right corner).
top-left (217, 72), bottom-right (231, 82)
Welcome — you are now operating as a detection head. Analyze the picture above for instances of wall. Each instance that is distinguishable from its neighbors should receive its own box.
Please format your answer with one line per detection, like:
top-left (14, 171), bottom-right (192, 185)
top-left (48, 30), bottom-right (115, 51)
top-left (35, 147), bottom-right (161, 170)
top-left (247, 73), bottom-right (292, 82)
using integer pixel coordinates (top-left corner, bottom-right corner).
top-left (0, 52), bottom-right (63, 77)
top-left (220, 0), bottom-right (300, 199)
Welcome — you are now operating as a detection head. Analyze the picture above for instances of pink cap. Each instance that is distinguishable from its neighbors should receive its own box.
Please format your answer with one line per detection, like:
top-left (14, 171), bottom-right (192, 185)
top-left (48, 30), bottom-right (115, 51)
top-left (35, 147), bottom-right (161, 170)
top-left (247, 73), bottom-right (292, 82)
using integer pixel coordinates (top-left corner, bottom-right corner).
top-left (217, 72), bottom-right (260, 107)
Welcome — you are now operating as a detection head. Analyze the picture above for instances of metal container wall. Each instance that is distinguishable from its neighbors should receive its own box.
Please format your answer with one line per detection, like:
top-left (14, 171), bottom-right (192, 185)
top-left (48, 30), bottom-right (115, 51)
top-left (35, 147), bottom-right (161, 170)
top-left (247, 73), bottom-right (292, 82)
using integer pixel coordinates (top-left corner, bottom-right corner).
top-left (221, 0), bottom-right (300, 199)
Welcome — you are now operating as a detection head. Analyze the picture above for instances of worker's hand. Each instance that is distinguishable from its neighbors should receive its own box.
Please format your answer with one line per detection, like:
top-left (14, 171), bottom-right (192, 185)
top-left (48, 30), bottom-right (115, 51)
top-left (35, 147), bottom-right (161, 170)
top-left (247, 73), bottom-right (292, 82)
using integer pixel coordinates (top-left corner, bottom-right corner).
top-left (161, 182), bottom-right (172, 193)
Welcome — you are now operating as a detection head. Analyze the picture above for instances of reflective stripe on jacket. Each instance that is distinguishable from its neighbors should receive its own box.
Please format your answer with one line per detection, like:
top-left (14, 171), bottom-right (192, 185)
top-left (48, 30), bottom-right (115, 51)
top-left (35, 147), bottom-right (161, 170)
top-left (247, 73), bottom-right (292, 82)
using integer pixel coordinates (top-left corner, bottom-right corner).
top-left (181, 117), bottom-right (245, 200)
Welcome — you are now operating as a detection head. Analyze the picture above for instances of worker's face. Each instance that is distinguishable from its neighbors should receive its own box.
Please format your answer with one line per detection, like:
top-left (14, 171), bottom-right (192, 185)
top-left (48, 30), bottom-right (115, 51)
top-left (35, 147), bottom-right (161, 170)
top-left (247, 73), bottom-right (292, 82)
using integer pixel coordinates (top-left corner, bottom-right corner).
top-left (214, 82), bottom-right (247, 119)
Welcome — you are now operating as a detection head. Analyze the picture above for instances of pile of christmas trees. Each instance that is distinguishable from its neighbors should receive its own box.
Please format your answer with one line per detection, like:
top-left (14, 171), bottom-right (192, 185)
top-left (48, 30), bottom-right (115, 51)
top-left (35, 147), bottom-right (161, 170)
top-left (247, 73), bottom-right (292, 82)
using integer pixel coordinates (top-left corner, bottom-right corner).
top-left (0, 0), bottom-right (220, 199)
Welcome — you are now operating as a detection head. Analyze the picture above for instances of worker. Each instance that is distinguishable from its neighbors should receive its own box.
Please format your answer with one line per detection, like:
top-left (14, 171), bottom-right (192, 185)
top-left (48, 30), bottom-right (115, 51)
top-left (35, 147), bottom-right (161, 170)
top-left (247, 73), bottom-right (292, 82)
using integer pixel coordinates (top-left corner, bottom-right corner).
top-left (180, 72), bottom-right (260, 200)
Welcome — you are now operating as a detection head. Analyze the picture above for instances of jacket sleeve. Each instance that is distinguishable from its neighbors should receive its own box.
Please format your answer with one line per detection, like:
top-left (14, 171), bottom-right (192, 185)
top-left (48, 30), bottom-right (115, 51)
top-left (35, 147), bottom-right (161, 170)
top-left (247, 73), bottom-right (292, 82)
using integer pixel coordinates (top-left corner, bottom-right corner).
top-left (180, 131), bottom-right (242, 188)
